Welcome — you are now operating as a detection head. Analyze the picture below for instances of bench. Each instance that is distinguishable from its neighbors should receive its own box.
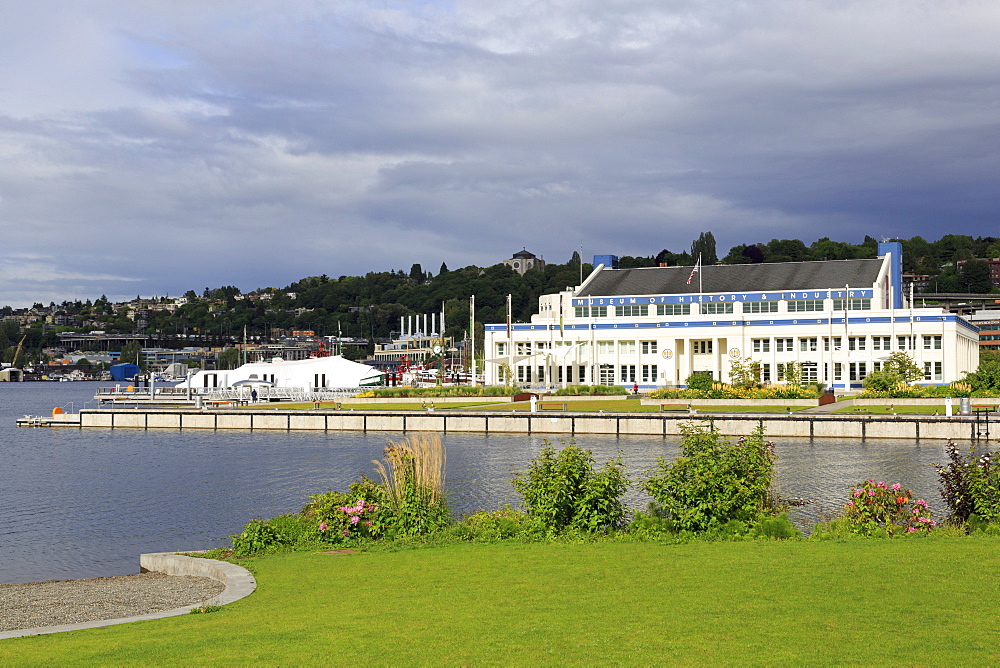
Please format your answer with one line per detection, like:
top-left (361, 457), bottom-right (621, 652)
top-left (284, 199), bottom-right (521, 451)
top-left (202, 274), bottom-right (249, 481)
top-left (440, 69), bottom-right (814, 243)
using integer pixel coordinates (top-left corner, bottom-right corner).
top-left (538, 402), bottom-right (568, 411)
top-left (204, 399), bottom-right (246, 408)
top-left (313, 401), bottom-right (342, 409)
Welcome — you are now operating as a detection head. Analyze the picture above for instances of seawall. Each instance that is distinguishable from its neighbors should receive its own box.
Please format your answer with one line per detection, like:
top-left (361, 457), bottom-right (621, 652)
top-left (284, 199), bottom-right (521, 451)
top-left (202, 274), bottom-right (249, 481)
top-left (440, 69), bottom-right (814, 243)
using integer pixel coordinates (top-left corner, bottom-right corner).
top-left (75, 408), bottom-right (993, 441)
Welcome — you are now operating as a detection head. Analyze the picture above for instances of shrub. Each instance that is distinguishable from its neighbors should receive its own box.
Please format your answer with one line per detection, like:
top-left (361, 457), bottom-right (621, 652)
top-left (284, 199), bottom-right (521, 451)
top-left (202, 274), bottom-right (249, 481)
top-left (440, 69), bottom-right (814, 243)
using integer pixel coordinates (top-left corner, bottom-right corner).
top-left (230, 514), bottom-right (316, 556)
top-left (685, 372), bottom-right (715, 392)
top-left (842, 480), bottom-right (936, 536)
top-left (511, 441), bottom-right (629, 533)
top-left (450, 507), bottom-right (548, 542)
top-left (304, 484), bottom-right (386, 543)
top-left (640, 423), bottom-right (778, 532)
top-left (750, 513), bottom-right (801, 540)
top-left (370, 386), bottom-right (520, 398)
top-left (934, 442), bottom-right (1000, 525)
top-left (231, 519), bottom-right (283, 557)
top-left (553, 384), bottom-right (629, 396)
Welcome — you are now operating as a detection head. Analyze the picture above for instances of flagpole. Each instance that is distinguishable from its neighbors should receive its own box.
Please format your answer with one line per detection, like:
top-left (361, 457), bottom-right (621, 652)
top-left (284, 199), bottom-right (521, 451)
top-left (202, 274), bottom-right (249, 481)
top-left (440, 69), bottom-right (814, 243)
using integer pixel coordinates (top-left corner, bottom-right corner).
top-left (698, 252), bottom-right (703, 294)
top-left (469, 295), bottom-right (476, 386)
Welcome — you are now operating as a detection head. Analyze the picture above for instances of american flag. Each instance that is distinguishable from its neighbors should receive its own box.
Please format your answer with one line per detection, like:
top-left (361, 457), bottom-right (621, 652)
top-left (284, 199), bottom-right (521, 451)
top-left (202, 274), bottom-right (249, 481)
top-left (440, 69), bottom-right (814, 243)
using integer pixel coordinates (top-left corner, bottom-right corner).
top-left (685, 257), bottom-right (701, 285)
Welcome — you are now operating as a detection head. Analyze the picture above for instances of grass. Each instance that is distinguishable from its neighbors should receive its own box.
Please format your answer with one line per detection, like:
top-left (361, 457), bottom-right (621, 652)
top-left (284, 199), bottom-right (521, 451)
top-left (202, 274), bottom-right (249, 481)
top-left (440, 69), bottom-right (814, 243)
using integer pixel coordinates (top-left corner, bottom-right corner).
top-left (834, 405), bottom-right (950, 414)
top-left (477, 399), bottom-right (810, 413)
top-left (233, 399), bottom-right (811, 413)
top-left (246, 401), bottom-right (507, 411)
top-left (5, 538), bottom-right (1000, 664)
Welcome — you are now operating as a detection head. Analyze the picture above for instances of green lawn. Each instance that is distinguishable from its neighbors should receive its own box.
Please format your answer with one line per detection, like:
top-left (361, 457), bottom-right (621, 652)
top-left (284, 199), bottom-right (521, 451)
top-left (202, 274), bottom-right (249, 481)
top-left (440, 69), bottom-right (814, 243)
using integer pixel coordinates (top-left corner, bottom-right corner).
top-left (6, 539), bottom-right (999, 665)
top-left (477, 399), bottom-right (809, 413)
top-left (243, 399), bottom-right (810, 413)
top-left (834, 405), bottom-right (949, 415)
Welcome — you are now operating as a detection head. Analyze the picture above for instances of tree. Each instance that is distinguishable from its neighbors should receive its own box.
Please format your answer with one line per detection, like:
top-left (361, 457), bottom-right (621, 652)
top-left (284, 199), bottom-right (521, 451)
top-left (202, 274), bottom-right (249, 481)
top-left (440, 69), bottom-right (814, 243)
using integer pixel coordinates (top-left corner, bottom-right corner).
top-left (729, 357), bottom-right (762, 389)
top-left (409, 264), bottom-right (424, 282)
top-left (217, 347), bottom-right (241, 370)
top-left (690, 232), bottom-right (718, 265)
top-left (438, 262), bottom-right (449, 275)
top-left (961, 259), bottom-right (994, 293)
top-left (117, 341), bottom-right (144, 370)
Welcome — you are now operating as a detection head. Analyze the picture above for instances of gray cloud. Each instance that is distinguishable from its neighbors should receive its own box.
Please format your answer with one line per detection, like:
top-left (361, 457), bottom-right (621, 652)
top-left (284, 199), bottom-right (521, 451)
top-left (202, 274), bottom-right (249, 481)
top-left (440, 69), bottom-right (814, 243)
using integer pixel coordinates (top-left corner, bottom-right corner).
top-left (0, 1), bottom-right (997, 306)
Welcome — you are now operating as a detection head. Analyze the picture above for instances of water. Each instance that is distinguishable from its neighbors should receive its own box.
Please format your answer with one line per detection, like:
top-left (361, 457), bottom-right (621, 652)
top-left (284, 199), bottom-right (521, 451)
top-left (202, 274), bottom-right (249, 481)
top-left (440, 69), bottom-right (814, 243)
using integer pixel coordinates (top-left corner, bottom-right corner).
top-left (0, 382), bottom-right (958, 584)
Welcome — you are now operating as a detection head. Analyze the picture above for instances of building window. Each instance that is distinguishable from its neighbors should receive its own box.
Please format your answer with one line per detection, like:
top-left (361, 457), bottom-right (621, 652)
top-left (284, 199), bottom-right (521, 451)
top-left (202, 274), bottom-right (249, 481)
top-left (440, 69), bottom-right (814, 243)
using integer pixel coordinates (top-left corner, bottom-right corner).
top-left (761, 363), bottom-right (771, 383)
top-left (787, 299), bottom-right (824, 312)
top-left (599, 364), bottom-right (615, 384)
top-left (517, 366), bottom-right (530, 383)
top-left (619, 341), bottom-right (636, 355)
top-left (848, 337), bottom-right (866, 351)
top-left (745, 301), bottom-right (779, 314)
top-left (575, 306), bottom-right (608, 318)
top-left (802, 362), bottom-right (818, 383)
top-left (834, 363), bottom-right (842, 381)
top-left (620, 365), bottom-right (636, 383)
top-left (692, 340), bottom-right (713, 355)
top-left (642, 364), bottom-right (658, 382)
top-left (657, 304), bottom-right (691, 316)
top-left (824, 336), bottom-right (842, 352)
top-left (923, 335), bottom-right (942, 350)
top-left (897, 335), bottom-right (914, 350)
top-left (775, 338), bottom-right (793, 352)
top-left (872, 336), bottom-right (891, 351)
top-left (496, 342), bottom-right (507, 357)
top-left (924, 361), bottom-right (942, 381)
top-left (701, 303), bottom-right (734, 315)
top-left (597, 341), bottom-right (615, 355)
top-left (833, 298), bottom-right (872, 311)
top-left (615, 304), bottom-right (648, 317)
top-left (800, 337), bottom-right (818, 352)
top-left (753, 339), bottom-right (770, 353)
top-left (641, 341), bottom-right (658, 355)
top-left (516, 342), bottom-right (532, 355)
top-left (849, 362), bottom-right (867, 381)
top-left (579, 365), bottom-right (587, 383)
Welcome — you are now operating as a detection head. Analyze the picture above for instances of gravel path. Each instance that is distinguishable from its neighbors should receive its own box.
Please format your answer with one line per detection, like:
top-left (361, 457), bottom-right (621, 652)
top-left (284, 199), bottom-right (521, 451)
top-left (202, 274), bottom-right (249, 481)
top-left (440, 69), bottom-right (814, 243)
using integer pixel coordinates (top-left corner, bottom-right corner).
top-left (0, 572), bottom-right (226, 632)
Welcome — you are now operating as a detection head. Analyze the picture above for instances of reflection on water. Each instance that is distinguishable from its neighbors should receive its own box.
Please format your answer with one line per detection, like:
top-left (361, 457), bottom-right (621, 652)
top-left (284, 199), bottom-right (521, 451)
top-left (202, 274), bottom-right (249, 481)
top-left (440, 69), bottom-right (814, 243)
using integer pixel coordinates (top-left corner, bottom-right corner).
top-left (0, 382), bottom-right (965, 584)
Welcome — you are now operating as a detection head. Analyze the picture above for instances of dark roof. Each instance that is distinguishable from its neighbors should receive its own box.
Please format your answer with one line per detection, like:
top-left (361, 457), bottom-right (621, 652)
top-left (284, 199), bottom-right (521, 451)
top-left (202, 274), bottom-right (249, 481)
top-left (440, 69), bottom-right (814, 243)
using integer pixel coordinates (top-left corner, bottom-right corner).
top-left (512, 249), bottom-right (536, 259)
top-left (578, 258), bottom-right (884, 297)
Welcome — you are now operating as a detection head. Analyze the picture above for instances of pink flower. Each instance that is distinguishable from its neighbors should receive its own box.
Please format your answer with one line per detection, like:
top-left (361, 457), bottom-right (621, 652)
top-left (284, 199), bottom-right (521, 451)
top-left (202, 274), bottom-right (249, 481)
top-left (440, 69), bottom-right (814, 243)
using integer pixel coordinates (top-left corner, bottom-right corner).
top-left (867, 490), bottom-right (875, 497)
top-left (846, 501), bottom-right (855, 508)
top-left (908, 527), bottom-right (916, 532)
top-left (350, 515), bottom-right (360, 524)
top-left (319, 522), bottom-right (328, 531)
top-left (877, 481), bottom-right (885, 487)
top-left (853, 490), bottom-right (862, 498)
top-left (916, 499), bottom-right (927, 508)
top-left (891, 483), bottom-right (901, 491)
top-left (365, 520), bottom-right (373, 526)
top-left (342, 529), bottom-right (350, 536)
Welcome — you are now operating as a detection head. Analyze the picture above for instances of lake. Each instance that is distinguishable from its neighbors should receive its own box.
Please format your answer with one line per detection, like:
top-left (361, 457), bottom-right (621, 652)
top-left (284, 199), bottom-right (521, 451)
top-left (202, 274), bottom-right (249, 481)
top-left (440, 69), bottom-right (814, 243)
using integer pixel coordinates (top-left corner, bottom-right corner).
top-left (0, 382), bottom-right (955, 584)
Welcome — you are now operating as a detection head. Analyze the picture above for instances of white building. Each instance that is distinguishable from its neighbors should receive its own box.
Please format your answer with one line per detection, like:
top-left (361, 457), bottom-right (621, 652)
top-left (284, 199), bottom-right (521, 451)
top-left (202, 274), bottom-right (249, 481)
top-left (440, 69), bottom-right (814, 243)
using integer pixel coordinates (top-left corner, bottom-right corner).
top-left (484, 242), bottom-right (979, 391)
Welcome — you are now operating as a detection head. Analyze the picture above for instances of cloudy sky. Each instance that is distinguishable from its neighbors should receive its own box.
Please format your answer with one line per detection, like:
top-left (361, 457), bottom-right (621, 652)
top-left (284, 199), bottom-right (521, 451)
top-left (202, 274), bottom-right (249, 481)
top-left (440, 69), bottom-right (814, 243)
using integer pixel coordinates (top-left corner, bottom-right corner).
top-left (0, 1), bottom-right (997, 307)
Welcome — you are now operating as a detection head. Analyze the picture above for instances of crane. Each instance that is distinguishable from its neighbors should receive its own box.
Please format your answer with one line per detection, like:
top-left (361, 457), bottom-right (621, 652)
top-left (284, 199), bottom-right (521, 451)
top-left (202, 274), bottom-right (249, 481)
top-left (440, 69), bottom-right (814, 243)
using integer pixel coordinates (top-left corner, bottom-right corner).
top-left (11, 335), bottom-right (26, 369)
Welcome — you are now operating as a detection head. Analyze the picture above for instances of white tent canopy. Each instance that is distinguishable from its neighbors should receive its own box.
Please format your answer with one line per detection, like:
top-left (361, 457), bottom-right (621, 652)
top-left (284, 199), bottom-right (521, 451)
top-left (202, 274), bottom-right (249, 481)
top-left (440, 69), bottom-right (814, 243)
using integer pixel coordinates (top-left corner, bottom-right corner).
top-left (179, 355), bottom-right (383, 391)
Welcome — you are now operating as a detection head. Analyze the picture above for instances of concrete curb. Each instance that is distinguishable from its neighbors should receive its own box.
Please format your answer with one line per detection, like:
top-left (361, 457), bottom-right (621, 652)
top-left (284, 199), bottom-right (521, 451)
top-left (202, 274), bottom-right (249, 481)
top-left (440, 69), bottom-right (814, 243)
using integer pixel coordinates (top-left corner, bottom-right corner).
top-left (0, 551), bottom-right (256, 640)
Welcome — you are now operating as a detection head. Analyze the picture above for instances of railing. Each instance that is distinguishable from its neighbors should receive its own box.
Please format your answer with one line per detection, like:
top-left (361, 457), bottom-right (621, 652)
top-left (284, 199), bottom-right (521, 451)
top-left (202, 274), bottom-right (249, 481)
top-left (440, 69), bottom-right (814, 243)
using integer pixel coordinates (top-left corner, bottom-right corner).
top-left (206, 387), bottom-right (364, 403)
